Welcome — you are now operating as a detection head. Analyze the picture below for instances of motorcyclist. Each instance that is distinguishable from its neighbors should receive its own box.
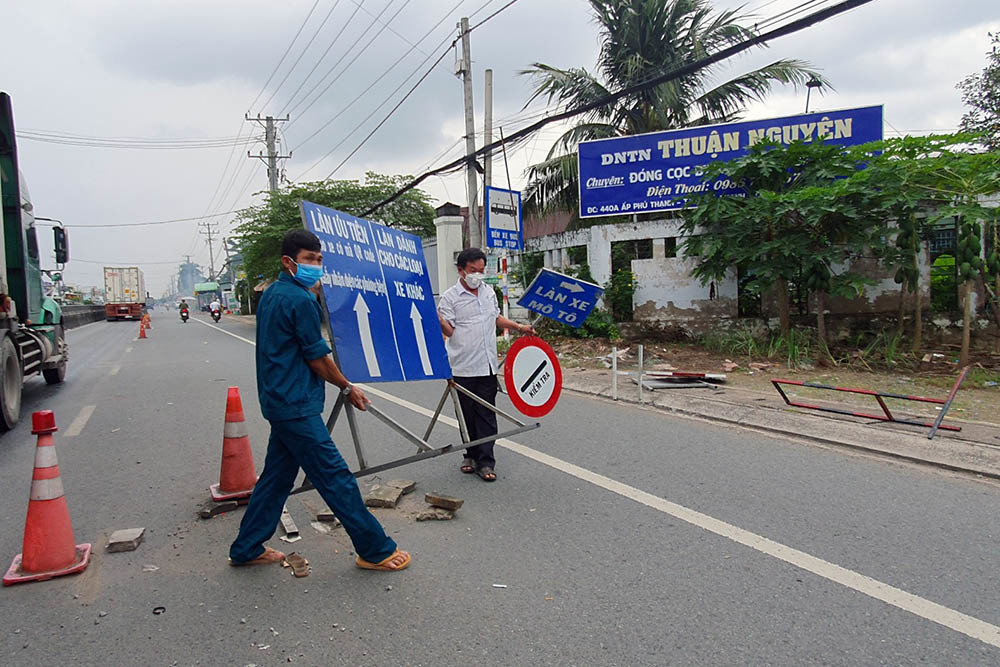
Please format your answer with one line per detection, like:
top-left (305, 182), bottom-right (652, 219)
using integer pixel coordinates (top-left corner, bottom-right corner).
top-left (179, 299), bottom-right (190, 320)
top-left (210, 298), bottom-right (221, 313)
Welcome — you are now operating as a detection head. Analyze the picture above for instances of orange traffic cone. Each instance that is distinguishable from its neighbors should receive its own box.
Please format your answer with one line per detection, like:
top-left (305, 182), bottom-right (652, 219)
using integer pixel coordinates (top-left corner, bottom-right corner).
top-left (210, 387), bottom-right (258, 501)
top-left (4, 411), bottom-right (91, 586)
top-left (138, 322), bottom-right (147, 339)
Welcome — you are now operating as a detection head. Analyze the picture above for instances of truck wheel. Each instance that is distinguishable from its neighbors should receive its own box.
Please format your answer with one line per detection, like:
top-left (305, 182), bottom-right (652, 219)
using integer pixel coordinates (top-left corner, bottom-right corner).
top-left (43, 325), bottom-right (67, 385)
top-left (0, 336), bottom-right (22, 431)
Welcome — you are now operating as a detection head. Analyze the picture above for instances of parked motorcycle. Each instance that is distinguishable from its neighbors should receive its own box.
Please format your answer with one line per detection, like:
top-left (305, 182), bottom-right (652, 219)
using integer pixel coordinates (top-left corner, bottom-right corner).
top-left (211, 308), bottom-right (221, 323)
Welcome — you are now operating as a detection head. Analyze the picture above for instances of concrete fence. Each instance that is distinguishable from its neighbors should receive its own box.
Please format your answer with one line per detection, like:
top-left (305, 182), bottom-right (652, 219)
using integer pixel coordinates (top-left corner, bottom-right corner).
top-left (62, 305), bottom-right (106, 329)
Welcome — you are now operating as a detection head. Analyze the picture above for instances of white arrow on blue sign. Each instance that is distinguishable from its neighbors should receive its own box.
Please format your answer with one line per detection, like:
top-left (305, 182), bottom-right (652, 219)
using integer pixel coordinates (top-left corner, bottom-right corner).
top-left (517, 268), bottom-right (604, 328)
top-left (300, 200), bottom-right (452, 383)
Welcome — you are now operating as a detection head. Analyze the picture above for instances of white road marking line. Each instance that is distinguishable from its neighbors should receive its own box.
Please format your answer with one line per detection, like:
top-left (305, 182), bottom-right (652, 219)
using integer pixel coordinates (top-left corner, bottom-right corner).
top-left (110, 364), bottom-right (121, 376)
top-left (125, 347), bottom-right (133, 353)
top-left (206, 317), bottom-right (1000, 650)
top-left (63, 405), bottom-right (96, 438)
top-left (193, 318), bottom-right (256, 345)
top-left (359, 384), bottom-right (1000, 650)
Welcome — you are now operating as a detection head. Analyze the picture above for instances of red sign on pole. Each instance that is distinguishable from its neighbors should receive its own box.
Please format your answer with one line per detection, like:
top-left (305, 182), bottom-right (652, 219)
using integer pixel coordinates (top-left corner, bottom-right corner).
top-left (504, 336), bottom-right (562, 417)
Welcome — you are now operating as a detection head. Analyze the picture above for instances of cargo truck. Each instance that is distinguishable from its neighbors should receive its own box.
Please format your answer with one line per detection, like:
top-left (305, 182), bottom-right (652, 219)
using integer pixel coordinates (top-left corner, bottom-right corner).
top-left (103, 266), bottom-right (146, 320)
top-left (0, 92), bottom-right (71, 430)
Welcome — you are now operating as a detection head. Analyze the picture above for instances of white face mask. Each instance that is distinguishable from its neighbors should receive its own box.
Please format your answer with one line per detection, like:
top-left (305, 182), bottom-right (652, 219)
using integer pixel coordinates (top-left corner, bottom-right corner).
top-left (463, 272), bottom-right (484, 289)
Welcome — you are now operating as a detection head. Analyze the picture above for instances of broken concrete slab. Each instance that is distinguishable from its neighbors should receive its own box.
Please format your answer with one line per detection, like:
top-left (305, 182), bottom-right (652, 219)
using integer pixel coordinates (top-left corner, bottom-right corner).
top-left (385, 479), bottom-right (416, 495)
top-left (416, 508), bottom-right (455, 521)
top-left (364, 485), bottom-right (403, 508)
top-left (424, 492), bottom-right (463, 511)
top-left (107, 528), bottom-right (145, 552)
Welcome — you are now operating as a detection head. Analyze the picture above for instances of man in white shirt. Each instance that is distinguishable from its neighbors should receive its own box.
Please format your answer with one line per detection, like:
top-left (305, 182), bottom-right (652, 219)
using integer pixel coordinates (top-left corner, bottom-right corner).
top-left (437, 248), bottom-right (534, 481)
top-left (209, 298), bottom-right (221, 313)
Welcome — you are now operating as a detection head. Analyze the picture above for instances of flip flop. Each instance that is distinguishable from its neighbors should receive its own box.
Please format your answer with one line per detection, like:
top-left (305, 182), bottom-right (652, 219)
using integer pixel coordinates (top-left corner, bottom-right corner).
top-left (476, 466), bottom-right (497, 482)
top-left (229, 546), bottom-right (286, 566)
top-left (460, 457), bottom-right (476, 474)
top-left (355, 549), bottom-right (411, 572)
top-left (282, 552), bottom-right (310, 578)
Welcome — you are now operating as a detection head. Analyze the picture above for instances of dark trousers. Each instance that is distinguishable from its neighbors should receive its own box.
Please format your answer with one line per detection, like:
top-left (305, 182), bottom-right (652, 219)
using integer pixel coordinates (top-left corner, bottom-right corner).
top-left (454, 374), bottom-right (498, 468)
top-left (229, 414), bottom-right (397, 564)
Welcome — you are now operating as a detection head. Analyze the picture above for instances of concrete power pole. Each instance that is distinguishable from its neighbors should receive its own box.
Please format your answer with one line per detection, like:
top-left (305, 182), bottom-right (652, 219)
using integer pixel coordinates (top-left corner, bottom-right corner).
top-left (247, 114), bottom-right (292, 192)
top-left (484, 68), bottom-right (493, 192)
top-left (458, 18), bottom-right (480, 248)
top-left (199, 222), bottom-right (219, 280)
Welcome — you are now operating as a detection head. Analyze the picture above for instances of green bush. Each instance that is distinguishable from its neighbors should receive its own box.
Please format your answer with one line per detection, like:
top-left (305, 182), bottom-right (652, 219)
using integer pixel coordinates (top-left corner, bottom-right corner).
top-left (604, 269), bottom-right (636, 322)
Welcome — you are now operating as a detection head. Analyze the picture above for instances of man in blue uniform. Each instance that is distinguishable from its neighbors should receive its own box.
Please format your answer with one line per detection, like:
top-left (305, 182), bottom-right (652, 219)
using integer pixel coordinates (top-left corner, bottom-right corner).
top-left (229, 228), bottom-right (410, 572)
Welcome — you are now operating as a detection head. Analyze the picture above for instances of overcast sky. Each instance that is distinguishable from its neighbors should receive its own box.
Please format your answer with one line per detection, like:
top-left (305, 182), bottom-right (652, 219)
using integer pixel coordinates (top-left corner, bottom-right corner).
top-left (3, 0), bottom-right (996, 295)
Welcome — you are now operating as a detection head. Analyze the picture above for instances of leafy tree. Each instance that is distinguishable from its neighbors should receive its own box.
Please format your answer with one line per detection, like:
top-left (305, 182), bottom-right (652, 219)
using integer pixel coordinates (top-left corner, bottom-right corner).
top-left (679, 140), bottom-right (878, 342)
top-left (233, 172), bottom-right (435, 286)
top-left (957, 32), bottom-right (1000, 150)
top-left (520, 0), bottom-right (828, 218)
top-left (908, 143), bottom-right (1000, 364)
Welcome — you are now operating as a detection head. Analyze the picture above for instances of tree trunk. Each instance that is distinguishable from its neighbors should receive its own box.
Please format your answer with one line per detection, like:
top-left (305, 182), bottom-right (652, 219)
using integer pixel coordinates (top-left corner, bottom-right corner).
top-left (816, 290), bottom-right (827, 344)
top-left (776, 278), bottom-right (790, 337)
top-left (911, 233), bottom-right (922, 353)
top-left (960, 280), bottom-right (972, 366)
top-left (896, 283), bottom-right (906, 338)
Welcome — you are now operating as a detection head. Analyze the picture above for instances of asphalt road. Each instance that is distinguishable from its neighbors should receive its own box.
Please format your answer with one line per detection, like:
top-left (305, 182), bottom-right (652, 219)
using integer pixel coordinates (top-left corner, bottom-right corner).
top-left (0, 308), bottom-right (998, 666)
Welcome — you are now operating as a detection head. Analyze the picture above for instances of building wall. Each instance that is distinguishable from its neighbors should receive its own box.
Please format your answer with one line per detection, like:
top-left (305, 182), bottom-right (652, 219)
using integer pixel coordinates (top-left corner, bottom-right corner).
top-left (525, 215), bottom-right (987, 328)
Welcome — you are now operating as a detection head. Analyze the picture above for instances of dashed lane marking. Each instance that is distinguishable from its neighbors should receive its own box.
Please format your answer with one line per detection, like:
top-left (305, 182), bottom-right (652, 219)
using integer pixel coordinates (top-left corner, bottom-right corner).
top-left (64, 405), bottom-right (96, 438)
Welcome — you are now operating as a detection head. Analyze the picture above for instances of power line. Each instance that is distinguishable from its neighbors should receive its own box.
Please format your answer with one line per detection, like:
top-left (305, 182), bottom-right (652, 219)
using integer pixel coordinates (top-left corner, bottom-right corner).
top-left (469, 0), bottom-right (523, 30)
top-left (344, 0), bottom-right (431, 56)
top-left (277, 0), bottom-right (365, 116)
top-left (313, 0), bottom-right (527, 181)
top-left (293, 31), bottom-right (457, 182)
top-left (16, 131), bottom-right (260, 149)
top-left (47, 210), bottom-right (241, 229)
top-left (282, 0), bottom-right (411, 119)
top-left (248, 0), bottom-right (322, 111)
top-left (259, 0), bottom-right (347, 113)
top-left (359, 0), bottom-right (877, 218)
top-left (289, 0), bottom-right (465, 151)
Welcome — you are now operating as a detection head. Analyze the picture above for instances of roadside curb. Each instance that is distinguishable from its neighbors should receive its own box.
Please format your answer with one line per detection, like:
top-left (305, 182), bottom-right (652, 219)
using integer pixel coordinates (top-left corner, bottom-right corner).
top-left (552, 374), bottom-right (1000, 482)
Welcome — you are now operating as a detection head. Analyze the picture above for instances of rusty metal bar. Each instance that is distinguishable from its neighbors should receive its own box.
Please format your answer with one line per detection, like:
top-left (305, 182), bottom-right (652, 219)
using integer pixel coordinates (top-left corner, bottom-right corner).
top-left (928, 366), bottom-right (970, 440)
top-left (772, 378), bottom-right (962, 433)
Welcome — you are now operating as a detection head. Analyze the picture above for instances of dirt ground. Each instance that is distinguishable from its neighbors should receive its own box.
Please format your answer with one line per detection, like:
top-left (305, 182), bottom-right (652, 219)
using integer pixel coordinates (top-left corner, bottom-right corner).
top-left (547, 337), bottom-right (1000, 426)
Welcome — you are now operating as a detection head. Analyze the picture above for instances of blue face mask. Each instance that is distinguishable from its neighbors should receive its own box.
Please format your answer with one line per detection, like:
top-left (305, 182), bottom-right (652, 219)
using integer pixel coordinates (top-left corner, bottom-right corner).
top-left (288, 259), bottom-right (324, 287)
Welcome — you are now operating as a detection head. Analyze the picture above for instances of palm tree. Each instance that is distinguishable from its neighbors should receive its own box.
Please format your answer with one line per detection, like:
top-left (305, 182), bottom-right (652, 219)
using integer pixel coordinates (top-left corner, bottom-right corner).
top-left (521, 0), bottom-right (830, 217)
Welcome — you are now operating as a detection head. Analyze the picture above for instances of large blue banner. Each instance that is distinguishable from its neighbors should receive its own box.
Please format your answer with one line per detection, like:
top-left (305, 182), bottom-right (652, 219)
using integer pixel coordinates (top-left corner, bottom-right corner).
top-left (300, 201), bottom-right (452, 384)
top-left (577, 105), bottom-right (883, 218)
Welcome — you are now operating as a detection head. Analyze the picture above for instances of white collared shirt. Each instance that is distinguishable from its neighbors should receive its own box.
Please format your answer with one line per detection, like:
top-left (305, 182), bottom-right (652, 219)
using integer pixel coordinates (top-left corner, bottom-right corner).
top-left (438, 278), bottom-right (500, 377)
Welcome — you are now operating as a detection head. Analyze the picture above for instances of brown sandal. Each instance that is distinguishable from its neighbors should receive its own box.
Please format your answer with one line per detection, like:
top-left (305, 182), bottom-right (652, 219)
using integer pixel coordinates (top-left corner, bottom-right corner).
top-left (229, 546), bottom-right (285, 566)
top-left (355, 549), bottom-right (411, 572)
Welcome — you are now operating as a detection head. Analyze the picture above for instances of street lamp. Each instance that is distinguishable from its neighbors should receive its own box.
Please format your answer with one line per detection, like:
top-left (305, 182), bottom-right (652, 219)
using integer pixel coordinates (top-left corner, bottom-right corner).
top-left (804, 76), bottom-right (823, 114)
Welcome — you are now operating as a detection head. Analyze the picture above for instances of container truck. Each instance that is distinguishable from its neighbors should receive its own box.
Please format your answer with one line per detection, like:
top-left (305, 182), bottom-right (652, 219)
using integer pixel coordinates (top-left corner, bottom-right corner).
top-left (0, 92), bottom-right (71, 430)
top-left (103, 266), bottom-right (146, 320)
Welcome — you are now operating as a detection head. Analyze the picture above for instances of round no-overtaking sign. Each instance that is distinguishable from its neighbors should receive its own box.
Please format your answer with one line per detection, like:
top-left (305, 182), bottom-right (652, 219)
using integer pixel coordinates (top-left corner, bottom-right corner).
top-left (504, 336), bottom-right (563, 417)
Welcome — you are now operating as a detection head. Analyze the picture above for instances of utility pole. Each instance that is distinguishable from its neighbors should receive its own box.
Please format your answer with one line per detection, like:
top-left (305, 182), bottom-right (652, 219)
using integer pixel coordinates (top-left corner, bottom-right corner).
top-left (457, 18), bottom-right (480, 248)
top-left (247, 114), bottom-right (292, 192)
top-left (484, 68), bottom-right (493, 191)
top-left (199, 222), bottom-right (219, 280)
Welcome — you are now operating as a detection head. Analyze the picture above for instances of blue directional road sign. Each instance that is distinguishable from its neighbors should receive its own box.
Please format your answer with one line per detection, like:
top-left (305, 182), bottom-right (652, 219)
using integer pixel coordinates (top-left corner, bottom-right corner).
top-left (299, 200), bottom-right (452, 383)
top-left (517, 268), bottom-right (603, 328)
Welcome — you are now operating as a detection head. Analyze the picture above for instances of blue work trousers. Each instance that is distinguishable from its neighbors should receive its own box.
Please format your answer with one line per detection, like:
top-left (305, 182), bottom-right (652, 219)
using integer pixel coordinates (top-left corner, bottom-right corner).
top-left (229, 414), bottom-right (397, 564)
